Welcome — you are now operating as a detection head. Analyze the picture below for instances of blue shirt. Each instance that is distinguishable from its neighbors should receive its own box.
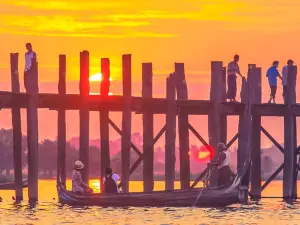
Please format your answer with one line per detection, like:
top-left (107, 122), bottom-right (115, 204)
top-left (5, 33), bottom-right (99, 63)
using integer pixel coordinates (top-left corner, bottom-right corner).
top-left (266, 66), bottom-right (280, 86)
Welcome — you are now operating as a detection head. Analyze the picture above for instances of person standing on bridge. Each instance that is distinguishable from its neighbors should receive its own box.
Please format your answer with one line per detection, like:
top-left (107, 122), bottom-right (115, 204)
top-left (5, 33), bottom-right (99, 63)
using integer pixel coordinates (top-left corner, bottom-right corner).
top-left (227, 55), bottom-right (243, 103)
top-left (266, 61), bottom-right (282, 104)
top-left (24, 43), bottom-right (38, 93)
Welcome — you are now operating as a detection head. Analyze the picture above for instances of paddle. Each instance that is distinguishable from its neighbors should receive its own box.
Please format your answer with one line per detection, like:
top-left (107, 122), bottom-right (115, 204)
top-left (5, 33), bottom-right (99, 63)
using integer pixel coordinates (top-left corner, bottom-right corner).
top-left (191, 166), bottom-right (213, 207)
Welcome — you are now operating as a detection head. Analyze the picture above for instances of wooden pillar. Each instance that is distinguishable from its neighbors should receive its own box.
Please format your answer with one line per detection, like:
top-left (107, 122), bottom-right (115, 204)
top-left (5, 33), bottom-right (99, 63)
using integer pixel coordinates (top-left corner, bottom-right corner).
top-left (165, 74), bottom-right (176, 191)
top-left (79, 51), bottom-right (90, 183)
top-left (142, 63), bottom-right (154, 192)
top-left (220, 67), bottom-right (227, 143)
top-left (208, 61), bottom-right (223, 187)
top-left (249, 66), bottom-right (262, 199)
top-left (237, 65), bottom-right (258, 175)
top-left (57, 55), bottom-right (67, 187)
top-left (100, 58), bottom-right (110, 191)
top-left (26, 58), bottom-right (39, 203)
top-left (10, 53), bottom-right (23, 201)
top-left (121, 54), bottom-right (132, 193)
top-left (174, 63), bottom-right (190, 189)
top-left (283, 65), bottom-right (297, 202)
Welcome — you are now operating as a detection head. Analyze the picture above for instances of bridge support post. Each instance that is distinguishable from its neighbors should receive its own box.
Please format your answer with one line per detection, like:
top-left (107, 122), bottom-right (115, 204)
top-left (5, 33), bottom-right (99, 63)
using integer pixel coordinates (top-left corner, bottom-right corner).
top-left (57, 55), bottom-right (67, 187)
top-left (165, 74), bottom-right (176, 191)
top-left (10, 53), bottom-right (23, 201)
top-left (79, 51), bottom-right (90, 183)
top-left (100, 58), bottom-right (110, 192)
top-left (249, 66), bottom-right (262, 199)
top-left (142, 63), bottom-right (154, 192)
top-left (208, 61), bottom-right (225, 187)
top-left (283, 65), bottom-right (297, 203)
top-left (175, 63), bottom-right (190, 189)
top-left (121, 54), bottom-right (132, 193)
top-left (26, 57), bottom-right (39, 203)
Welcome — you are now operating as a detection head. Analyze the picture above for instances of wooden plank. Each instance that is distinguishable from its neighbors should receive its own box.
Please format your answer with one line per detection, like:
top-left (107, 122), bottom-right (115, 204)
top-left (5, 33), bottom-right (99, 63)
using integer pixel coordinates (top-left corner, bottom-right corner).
top-left (208, 61), bottom-right (223, 187)
top-left (79, 51), bottom-right (90, 183)
top-left (175, 63), bottom-right (190, 189)
top-left (261, 163), bottom-right (284, 192)
top-left (121, 54), bottom-right (132, 193)
top-left (188, 123), bottom-right (208, 146)
top-left (57, 55), bottom-right (67, 187)
top-left (261, 126), bottom-right (284, 154)
top-left (107, 118), bottom-right (142, 156)
top-left (142, 63), bottom-right (154, 192)
top-left (26, 61), bottom-right (39, 202)
top-left (100, 58), bottom-right (110, 192)
top-left (283, 65), bottom-right (297, 202)
top-left (118, 125), bottom-right (166, 188)
top-left (10, 53), bottom-right (23, 201)
top-left (226, 133), bottom-right (239, 149)
top-left (165, 74), bottom-right (176, 191)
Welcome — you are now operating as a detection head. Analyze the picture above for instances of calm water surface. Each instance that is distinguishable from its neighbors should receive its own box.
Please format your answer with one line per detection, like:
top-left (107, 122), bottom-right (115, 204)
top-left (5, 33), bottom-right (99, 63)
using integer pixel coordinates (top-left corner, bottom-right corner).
top-left (1, 180), bottom-right (300, 225)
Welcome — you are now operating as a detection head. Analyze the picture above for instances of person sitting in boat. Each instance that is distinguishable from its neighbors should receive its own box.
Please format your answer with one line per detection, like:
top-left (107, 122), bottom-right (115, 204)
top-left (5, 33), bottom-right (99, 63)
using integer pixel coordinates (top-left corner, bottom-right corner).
top-left (72, 160), bottom-right (93, 194)
top-left (208, 142), bottom-right (230, 188)
top-left (103, 167), bottom-right (118, 194)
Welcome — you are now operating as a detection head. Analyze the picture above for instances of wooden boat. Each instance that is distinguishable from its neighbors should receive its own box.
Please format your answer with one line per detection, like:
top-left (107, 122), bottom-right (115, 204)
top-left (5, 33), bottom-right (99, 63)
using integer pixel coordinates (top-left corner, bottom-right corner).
top-left (57, 166), bottom-right (248, 207)
top-left (58, 185), bottom-right (239, 207)
top-left (57, 136), bottom-right (251, 207)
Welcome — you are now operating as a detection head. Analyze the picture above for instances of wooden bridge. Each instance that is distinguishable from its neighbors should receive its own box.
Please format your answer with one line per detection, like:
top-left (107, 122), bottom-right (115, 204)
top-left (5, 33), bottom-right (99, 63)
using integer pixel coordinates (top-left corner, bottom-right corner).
top-left (2, 52), bottom-right (299, 204)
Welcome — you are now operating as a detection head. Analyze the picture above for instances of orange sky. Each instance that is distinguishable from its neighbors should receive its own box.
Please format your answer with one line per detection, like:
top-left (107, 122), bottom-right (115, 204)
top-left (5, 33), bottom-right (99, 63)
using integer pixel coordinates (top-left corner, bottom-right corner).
top-left (1, 0), bottom-right (300, 83)
top-left (0, 0), bottom-right (300, 144)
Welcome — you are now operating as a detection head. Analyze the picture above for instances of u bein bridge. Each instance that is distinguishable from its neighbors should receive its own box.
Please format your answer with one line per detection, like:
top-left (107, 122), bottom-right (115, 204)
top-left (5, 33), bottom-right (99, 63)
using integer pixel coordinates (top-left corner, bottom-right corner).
top-left (0, 51), bottom-right (299, 204)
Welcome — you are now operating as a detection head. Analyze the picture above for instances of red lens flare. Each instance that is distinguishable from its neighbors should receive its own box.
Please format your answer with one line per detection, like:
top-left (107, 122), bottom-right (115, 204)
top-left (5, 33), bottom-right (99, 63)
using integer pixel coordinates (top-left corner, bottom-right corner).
top-left (193, 145), bottom-right (215, 162)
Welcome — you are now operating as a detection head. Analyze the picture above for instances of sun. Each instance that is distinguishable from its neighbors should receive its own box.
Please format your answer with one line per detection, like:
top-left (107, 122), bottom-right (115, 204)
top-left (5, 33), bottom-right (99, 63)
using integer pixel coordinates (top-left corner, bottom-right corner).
top-left (89, 73), bottom-right (113, 82)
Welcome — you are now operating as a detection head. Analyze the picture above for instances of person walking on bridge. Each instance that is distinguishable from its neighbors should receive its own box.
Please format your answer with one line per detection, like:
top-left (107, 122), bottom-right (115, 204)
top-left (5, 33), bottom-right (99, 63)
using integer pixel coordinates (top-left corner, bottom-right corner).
top-left (227, 54), bottom-right (243, 102)
top-left (267, 61), bottom-right (282, 104)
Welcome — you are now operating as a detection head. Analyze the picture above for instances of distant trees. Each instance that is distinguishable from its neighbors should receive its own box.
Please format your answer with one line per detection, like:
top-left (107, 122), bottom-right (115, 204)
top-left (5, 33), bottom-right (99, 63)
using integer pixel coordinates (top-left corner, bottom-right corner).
top-left (0, 129), bottom-right (27, 177)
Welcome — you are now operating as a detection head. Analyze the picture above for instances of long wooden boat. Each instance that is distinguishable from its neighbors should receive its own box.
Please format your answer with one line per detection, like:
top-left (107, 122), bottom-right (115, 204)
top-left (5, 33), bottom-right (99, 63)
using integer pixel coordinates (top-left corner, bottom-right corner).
top-left (57, 170), bottom-right (245, 207)
top-left (57, 141), bottom-right (251, 207)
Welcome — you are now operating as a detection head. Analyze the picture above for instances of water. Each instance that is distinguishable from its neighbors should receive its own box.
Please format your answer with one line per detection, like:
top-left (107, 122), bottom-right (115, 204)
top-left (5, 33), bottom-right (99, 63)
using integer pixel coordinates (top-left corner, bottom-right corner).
top-left (1, 180), bottom-right (300, 225)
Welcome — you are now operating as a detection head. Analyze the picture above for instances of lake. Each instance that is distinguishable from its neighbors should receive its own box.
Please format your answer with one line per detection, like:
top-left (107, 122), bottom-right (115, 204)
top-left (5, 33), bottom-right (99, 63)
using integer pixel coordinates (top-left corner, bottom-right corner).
top-left (0, 180), bottom-right (300, 225)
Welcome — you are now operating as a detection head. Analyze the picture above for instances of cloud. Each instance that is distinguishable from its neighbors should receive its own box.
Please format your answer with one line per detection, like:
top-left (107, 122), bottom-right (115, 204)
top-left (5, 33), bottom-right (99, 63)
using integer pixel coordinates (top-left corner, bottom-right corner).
top-left (2, 0), bottom-right (300, 38)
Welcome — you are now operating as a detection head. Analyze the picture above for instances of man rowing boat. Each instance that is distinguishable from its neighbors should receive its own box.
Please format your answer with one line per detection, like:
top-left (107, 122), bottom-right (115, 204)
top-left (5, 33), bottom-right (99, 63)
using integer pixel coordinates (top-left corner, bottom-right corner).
top-left (208, 142), bottom-right (231, 188)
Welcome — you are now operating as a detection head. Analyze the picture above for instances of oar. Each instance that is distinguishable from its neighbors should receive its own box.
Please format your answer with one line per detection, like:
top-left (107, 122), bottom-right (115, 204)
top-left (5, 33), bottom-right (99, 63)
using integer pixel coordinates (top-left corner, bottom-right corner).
top-left (191, 167), bottom-right (212, 207)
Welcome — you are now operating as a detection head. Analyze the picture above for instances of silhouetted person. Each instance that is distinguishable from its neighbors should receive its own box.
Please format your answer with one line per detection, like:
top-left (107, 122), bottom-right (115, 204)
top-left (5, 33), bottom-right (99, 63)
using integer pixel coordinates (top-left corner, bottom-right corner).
top-left (72, 160), bottom-right (93, 194)
top-left (24, 43), bottom-right (37, 92)
top-left (267, 61), bottom-right (282, 104)
top-left (282, 59), bottom-right (294, 103)
top-left (103, 167), bottom-right (118, 194)
top-left (227, 55), bottom-right (243, 102)
top-left (208, 142), bottom-right (230, 188)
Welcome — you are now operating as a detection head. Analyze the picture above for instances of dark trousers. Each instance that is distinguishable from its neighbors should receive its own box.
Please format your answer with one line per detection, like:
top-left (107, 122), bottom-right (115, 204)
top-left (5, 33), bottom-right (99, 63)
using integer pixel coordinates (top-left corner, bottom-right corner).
top-left (227, 75), bottom-right (237, 99)
top-left (270, 85), bottom-right (277, 98)
top-left (218, 165), bottom-right (230, 187)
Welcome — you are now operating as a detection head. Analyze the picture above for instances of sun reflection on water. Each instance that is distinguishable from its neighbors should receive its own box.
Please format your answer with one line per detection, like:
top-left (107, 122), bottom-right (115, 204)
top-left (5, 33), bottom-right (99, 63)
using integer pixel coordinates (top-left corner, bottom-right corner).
top-left (89, 179), bottom-right (101, 193)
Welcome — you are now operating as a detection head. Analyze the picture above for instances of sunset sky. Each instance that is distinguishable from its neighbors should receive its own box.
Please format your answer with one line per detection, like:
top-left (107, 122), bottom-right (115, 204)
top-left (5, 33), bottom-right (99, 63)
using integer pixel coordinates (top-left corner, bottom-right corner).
top-left (0, 0), bottom-right (299, 144)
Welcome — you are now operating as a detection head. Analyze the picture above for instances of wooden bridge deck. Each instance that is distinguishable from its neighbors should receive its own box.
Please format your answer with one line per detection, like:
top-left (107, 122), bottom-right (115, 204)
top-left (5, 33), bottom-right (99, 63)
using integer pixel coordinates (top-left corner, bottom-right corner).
top-left (1, 91), bottom-right (300, 116)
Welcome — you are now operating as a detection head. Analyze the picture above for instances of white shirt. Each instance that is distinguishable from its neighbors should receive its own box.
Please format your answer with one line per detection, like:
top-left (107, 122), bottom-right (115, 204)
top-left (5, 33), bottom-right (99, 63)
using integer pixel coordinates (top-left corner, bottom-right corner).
top-left (25, 51), bottom-right (36, 72)
top-left (227, 61), bottom-right (240, 76)
top-left (282, 65), bottom-right (288, 86)
top-left (218, 151), bottom-right (230, 169)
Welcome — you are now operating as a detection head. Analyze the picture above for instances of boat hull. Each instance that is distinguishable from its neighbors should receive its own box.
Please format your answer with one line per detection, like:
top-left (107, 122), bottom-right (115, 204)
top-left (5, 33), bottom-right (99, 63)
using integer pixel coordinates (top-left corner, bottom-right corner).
top-left (58, 186), bottom-right (239, 207)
